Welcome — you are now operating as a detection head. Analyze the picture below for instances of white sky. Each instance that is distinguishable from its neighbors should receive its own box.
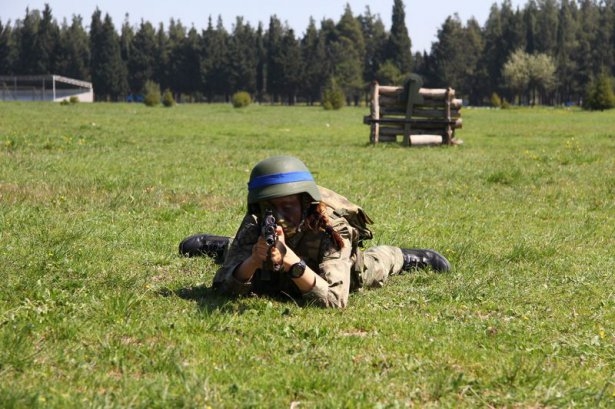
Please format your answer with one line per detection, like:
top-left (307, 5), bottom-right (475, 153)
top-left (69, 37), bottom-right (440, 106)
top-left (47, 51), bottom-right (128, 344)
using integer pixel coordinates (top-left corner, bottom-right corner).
top-left (1, 0), bottom-right (527, 53)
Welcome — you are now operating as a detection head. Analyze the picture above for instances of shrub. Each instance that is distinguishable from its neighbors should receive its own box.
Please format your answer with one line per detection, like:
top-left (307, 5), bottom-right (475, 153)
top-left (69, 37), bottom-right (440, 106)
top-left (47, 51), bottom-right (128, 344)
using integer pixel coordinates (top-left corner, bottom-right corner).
top-left (490, 92), bottom-right (502, 108)
top-left (232, 91), bottom-right (251, 108)
top-left (143, 80), bottom-right (161, 107)
top-left (322, 78), bottom-right (345, 110)
top-left (69, 96), bottom-right (79, 104)
top-left (162, 89), bottom-right (175, 107)
top-left (584, 72), bottom-right (615, 111)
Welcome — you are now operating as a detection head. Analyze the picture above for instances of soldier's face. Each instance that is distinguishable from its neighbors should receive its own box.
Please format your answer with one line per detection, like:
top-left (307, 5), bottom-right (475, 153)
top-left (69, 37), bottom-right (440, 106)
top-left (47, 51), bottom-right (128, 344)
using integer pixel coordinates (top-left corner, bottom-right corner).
top-left (269, 194), bottom-right (302, 227)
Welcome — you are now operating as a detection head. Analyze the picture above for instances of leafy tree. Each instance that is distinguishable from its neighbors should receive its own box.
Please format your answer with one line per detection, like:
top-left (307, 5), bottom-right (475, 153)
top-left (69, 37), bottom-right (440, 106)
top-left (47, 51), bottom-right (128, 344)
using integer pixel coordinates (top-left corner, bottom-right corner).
top-left (322, 77), bottom-right (345, 110)
top-left (584, 71), bottom-right (615, 110)
top-left (143, 79), bottom-right (160, 106)
top-left (162, 88), bottom-right (175, 107)
top-left (503, 49), bottom-right (556, 105)
top-left (527, 52), bottom-right (556, 104)
top-left (503, 49), bottom-right (530, 104)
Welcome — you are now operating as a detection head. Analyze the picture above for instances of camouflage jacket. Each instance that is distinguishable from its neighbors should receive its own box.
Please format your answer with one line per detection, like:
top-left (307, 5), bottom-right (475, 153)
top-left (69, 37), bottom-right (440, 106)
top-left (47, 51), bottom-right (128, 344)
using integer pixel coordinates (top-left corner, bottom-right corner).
top-left (212, 207), bottom-right (364, 308)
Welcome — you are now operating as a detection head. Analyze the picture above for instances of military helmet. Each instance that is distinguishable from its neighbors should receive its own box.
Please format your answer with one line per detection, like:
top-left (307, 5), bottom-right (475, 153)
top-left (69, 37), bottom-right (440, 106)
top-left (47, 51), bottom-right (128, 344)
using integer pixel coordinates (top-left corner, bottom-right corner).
top-left (247, 156), bottom-right (321, 205)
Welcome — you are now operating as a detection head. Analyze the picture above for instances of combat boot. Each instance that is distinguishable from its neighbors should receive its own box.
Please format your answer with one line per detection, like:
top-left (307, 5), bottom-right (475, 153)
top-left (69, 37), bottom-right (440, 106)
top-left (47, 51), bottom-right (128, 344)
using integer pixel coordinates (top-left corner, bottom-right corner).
top-left (401, 248), bottom-right (451, 272)
top-left (179, 234), bottom-right (230, 263)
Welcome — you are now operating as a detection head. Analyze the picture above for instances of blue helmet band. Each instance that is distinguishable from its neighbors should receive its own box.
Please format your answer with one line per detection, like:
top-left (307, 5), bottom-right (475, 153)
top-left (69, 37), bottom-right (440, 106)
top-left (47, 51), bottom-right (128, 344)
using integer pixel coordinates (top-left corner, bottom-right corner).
top-left (248, 171), bottom-right (314, 191)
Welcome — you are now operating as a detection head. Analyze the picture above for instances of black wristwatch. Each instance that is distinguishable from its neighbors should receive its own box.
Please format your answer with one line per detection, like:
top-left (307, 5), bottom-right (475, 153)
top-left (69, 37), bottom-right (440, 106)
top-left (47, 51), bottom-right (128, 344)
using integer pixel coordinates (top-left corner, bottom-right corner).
top-left (288, 259), bottom-right (307, 279)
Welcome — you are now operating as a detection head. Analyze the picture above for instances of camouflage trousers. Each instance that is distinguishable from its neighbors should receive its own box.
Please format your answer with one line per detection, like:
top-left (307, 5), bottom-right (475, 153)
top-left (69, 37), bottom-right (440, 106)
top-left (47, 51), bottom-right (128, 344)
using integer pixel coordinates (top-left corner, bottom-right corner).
top-left (360, 245), bottom-right (405, 288)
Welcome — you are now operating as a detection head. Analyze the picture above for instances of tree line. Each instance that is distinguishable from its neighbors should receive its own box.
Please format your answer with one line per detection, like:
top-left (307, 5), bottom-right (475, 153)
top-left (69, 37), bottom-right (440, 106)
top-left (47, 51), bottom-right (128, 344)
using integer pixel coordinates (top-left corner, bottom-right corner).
top-left (1, 0), bottom-right (615, 107)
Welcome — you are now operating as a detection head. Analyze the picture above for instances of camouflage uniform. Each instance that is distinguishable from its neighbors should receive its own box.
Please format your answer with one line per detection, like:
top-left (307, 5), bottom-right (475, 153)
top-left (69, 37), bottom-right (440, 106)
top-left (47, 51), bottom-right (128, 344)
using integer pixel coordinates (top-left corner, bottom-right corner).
top-left (212, 204), bottom-right (405, 308)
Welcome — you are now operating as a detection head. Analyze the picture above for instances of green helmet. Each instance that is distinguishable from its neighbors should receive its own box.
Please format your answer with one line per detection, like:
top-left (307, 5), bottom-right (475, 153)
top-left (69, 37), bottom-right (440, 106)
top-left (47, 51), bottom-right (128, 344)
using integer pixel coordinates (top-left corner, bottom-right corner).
top-left (247, 156), bottom-right (321, 205)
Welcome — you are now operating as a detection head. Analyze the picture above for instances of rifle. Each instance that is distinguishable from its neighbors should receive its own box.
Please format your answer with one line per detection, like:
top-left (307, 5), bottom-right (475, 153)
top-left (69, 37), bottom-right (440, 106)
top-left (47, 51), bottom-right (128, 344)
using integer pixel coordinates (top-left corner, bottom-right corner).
top-left (260, 209), bottom-right (283, 280)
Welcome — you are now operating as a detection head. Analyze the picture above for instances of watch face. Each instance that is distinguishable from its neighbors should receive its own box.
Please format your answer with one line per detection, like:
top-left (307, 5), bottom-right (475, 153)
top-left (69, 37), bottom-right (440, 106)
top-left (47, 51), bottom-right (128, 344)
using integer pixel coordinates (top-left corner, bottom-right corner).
top-left (290, 260), bottom-right (306, 278)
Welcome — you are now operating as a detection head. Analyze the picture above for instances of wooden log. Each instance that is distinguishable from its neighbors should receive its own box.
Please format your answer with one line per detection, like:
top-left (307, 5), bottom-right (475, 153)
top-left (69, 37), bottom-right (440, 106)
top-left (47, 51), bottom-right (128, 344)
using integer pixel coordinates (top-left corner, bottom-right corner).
top-left (378, 95), bottom-right (462, 110)
top-left (363, 116), bottom-right (463, 129)
top-left (410, 134), bottom-right (445, 145)
top-left (370, 82), bottom-right (380, 144)
top-left (378, 85), bottom-right (456, 100)
top-left (419, 88), bottom-right (455, 99)
top-left (379, 107), bottom-right (462, 119)
top-left (379, 127), bottom-right (446, 136)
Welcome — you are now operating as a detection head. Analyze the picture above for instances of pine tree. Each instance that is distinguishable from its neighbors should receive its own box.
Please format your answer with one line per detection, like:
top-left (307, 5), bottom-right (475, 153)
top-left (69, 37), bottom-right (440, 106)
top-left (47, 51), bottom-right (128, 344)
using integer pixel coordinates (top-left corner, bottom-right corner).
top-left (385, 0), bottom-right (412, 74)
top-left (127, 21), bottom-right (157, 94)
top-left (227, 17), bottom-right (257, 94)
top-left (0, 20), bottom-right (16, 74)
top-left (56, 15), bottom-right (90, 80)
top-left (89, 10), bottom-right (128, 101)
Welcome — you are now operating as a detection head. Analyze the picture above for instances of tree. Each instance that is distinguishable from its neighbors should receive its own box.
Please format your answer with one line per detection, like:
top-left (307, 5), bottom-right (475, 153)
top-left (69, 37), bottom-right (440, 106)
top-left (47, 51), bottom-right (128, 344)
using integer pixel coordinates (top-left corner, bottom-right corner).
top-left (332, 4), bottom-right (365, 105)
top-left (584, 71), bottom-right (615, 110)
top-left (127, 20), bottom-right (158, 94)
top-left (555, 0), bottom-right (580, 104)
top-left (385, 0), bottom-right (412, 74)
top-left (154, 23), bottom-right (170, 91)
top-left (358, 6), bottom-right (387, 84)
top-left (202, 16), bottom-right (230, 101)
top-left (89, 10), bottom-right (128, 101)
top-left (534, 0), bottom-right (559, 54)
top-left (278, 28), bottom-right (302, 104)
top-left (37, 4), bottom-right (60, 73)
top-left (428, 14), bottom-right (465, 88)
top-left (0, 20), bottom-right (16, 74)
top-left (503, 49), bottom-right (555, 105)
top-left (527, 52), bottom-right (556, 104)
top-left (300, 18), bottom-right (328, 104)
top-left (265, 15), bottom-right (285, 102)
top-left (227, 17), bottom-right (257, 95)
top-left (15, 8), bottom-right (41, 74)
top-left (55, 15), bottom-right (90, 80)
top-left (503, 49), bottom-right (530, 104)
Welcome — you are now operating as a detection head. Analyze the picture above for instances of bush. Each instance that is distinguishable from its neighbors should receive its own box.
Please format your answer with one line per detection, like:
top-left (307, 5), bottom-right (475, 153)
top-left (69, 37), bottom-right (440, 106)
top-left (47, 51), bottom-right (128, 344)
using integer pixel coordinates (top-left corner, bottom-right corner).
top-left (584, 72), bottom-right (615, 111)
top-left (162, 89), bottom-right (175, 107)
top-left (490, 92), bottom-right (502, 108)
top-left (231, 91), bottom-right (251, 108)
top-left (69, 96), bottom-right (79, 104)
top-left (143, 80), bottom-right (161, 107)
top-left (322, 78), bottom-right (345, 110)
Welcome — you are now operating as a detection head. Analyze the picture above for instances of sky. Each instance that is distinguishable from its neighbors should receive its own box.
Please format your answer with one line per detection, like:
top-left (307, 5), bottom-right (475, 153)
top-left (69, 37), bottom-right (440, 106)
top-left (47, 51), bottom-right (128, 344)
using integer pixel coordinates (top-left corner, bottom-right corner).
top-left (1, 0), bottom-right (527, 53)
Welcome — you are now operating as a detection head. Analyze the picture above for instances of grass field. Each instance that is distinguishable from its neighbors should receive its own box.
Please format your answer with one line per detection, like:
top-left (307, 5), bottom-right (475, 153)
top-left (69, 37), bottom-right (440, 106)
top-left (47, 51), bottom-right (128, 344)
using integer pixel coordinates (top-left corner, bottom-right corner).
top-left (1, 101), bottom-right (614, 408)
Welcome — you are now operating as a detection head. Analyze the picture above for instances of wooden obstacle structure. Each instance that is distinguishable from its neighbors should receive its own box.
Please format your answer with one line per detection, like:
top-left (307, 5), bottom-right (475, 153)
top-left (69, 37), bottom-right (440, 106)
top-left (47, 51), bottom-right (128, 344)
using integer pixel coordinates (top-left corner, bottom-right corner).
top-left (363, 75), bottom-right (462, 146)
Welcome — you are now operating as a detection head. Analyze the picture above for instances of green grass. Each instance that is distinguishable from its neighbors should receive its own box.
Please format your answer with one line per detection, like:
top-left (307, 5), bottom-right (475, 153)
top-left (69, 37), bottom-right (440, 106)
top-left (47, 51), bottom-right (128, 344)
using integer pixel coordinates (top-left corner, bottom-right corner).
top-left (1, 102), bottom-right (614, 408)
